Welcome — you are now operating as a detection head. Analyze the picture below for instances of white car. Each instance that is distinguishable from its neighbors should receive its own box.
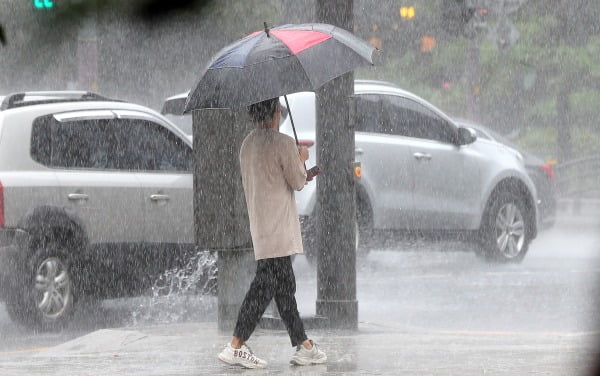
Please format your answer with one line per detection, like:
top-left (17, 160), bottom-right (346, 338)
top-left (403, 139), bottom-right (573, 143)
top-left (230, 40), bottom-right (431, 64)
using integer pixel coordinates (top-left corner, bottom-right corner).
top-left (278, 80), bottom-right (539, 263)
top-left (161, 82), bottom-right (540, 264)
top-left (0, 91), bottom-right (196, 329)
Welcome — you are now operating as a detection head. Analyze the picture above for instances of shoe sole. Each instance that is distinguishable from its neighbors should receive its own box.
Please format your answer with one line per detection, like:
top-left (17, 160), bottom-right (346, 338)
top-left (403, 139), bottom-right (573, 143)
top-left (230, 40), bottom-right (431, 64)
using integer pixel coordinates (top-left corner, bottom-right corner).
top-left (219, 353), bottom-right (267, 369)
top-left (290, 355), bottom-right (327, 366)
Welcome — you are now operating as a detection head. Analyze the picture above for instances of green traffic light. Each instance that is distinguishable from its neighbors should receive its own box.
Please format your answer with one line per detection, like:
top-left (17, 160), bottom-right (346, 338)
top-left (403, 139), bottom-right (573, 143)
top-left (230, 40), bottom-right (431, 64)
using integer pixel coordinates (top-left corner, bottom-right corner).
top-left (33, 0), bottom-right (55, 9)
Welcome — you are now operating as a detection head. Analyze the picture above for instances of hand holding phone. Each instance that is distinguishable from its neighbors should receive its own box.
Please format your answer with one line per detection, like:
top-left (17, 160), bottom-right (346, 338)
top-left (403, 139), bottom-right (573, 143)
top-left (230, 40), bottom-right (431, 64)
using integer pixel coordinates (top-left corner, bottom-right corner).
top-left (306, 165), bottom-right (323, 181)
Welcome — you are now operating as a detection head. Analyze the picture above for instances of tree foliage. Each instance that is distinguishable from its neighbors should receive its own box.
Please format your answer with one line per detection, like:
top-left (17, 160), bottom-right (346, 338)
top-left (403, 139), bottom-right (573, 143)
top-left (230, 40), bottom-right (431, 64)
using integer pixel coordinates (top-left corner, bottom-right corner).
top-left (0, 0), bottom-right (597, 159)
top-left (357, 0), bottom-right (599, 159)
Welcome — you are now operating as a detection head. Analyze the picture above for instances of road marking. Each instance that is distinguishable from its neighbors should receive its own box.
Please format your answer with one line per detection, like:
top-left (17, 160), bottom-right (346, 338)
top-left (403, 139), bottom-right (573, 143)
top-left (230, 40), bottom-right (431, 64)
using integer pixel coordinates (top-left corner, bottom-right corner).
top-left (435, 329), bottom-right (600, 337)
top-left (0, 347), bottom-right (50, 356)
top-left (364, 322), bottom-right (600, 337)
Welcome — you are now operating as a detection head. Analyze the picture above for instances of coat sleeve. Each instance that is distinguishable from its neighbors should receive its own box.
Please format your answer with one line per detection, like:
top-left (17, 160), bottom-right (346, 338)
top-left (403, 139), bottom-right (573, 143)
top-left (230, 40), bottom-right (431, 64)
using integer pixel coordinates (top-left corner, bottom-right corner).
top-left (280, 137), bottom-right (307, 191)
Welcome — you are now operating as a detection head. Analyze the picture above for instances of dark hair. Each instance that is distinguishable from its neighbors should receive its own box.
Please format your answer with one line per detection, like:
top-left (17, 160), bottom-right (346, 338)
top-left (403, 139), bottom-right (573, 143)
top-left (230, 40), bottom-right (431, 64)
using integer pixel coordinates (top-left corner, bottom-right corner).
top-left (248, 98), bottom-right (278, 122)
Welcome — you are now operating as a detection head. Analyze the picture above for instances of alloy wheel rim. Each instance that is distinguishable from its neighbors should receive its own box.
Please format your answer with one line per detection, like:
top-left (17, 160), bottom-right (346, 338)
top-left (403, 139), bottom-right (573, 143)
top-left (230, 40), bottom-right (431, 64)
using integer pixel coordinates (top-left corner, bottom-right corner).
top-left (34, 257), bottom-right (72, 320)
top-left (494, 203), bottom-right (525, 258)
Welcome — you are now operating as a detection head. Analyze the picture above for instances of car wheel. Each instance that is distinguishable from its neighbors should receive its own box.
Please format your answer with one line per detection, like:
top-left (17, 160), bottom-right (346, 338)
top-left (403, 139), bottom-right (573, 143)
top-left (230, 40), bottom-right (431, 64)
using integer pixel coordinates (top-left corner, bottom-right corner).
top-left (356, 194), bottom-right (373, 260)
top-left (301, 195), bottom-right (372, 265)
top-left (7, 243), bottom-right (75, 330)
top-left (479, 191), bottom-right (531, 263)
top-left (300, 216), bottom-right (317, 264)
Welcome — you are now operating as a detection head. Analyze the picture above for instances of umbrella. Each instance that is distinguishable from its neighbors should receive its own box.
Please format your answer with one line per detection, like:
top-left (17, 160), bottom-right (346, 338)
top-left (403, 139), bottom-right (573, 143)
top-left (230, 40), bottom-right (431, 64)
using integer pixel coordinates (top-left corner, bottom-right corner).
top-left (184, 22), bottom-right (377, 143)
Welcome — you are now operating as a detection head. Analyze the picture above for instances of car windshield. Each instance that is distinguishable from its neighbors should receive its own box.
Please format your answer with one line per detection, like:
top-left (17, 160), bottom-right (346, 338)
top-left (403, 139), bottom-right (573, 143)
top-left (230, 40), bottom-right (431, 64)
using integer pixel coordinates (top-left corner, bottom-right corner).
top-left (458, 120), bottom-right (519, 148)
top-left (477, 125), bottom-right (520, 149)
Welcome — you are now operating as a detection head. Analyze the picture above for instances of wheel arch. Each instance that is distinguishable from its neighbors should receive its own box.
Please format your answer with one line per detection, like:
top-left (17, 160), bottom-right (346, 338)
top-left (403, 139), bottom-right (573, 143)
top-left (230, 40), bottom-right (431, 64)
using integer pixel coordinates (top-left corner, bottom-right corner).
top-left (482, 178), bottom-right (538, 240)
top-left (17, 205), bottom-right (88, 254)
top-left (5, 206), bottom-right (85, 329)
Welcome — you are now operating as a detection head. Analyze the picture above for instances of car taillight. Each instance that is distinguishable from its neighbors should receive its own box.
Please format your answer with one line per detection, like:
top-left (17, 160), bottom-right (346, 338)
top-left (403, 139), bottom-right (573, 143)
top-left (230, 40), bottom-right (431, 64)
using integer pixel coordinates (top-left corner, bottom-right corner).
top-left (0, 181), bottom-right (4, 227)
top-left (298, 140), bottom-right (314, 148)
top-left (540, 163), bottom-right (555, 183)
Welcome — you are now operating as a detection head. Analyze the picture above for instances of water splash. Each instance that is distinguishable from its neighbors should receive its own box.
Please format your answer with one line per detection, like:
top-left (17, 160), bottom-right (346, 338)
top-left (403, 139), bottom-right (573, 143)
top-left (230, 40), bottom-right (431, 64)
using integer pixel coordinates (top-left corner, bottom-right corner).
top-left (131, 250), bottom-right (218, 325)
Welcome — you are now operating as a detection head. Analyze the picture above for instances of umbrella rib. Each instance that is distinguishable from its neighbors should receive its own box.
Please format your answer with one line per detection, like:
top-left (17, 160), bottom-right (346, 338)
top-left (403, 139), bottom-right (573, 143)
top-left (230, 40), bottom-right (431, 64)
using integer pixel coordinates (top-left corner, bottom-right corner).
top-left (208, 54), bottom-right (296, 70)
top-left (293, 58), bottom-right (315, 89)
top-left (293, 49), bottom-right (333, 89)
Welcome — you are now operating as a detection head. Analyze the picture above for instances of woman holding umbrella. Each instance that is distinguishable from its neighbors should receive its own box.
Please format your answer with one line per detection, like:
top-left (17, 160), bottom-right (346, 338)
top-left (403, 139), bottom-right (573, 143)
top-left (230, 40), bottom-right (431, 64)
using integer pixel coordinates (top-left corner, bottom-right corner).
top-left (185, 22), bottom-right (377, 369)
top-left (217, 98), bottom-right (326, 369)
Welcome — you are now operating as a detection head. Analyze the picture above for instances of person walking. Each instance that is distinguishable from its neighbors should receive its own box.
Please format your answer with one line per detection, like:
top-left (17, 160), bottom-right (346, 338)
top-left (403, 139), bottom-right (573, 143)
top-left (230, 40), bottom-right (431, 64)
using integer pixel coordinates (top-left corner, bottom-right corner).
top-left (218, 98), bottom-right (327, 369)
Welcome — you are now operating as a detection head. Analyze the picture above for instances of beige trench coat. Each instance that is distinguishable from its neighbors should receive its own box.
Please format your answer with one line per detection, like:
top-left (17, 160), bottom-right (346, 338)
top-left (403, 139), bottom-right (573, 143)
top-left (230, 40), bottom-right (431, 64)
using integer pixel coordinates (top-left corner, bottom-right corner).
top-left (239, 128), bottom-right (307, 260)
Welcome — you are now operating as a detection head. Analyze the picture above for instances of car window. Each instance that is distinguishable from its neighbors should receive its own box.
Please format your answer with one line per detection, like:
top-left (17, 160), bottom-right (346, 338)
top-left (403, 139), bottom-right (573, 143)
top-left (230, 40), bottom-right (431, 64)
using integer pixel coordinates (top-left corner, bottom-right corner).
top-left (382, 95), bottom-right (456, 143)
top-left (45, 116), bottom-right (191, 172)
top-left (51, 118), bottom-right (120, 169)
top-left (30, 116), bottom-right (52, 166)
top-left (124, 119), bottom-right (192, 172)
top-left (355, 94), bottom-right (383, 133)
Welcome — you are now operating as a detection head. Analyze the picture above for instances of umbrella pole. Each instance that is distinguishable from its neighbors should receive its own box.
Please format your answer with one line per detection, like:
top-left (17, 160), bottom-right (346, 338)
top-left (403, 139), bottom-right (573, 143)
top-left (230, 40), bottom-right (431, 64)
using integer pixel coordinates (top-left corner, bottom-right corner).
top-left (284, 95), bottom-right (309, 172)
top-left (283, 95), bottom-right (299, 145)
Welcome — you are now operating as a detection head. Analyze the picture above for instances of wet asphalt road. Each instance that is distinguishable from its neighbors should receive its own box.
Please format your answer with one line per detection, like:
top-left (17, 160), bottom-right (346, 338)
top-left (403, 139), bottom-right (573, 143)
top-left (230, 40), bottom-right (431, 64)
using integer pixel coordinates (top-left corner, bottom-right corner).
top-left (1, 213), bottom-right (599, 356)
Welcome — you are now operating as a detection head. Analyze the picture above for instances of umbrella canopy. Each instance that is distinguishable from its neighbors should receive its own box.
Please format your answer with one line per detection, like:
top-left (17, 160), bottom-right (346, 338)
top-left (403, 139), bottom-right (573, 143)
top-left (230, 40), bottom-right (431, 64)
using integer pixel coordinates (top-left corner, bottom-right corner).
top-left (184, 23), bottom-right (377, 112)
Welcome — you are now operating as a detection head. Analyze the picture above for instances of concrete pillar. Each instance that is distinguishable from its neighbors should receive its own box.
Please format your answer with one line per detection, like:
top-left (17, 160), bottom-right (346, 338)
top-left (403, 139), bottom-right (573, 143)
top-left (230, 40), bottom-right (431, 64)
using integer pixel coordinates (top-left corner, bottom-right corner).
top-left (192, 108), bottom-right (254, 331)
top-left (315, 0), bottom-right (358, 330)
top-left (281, 0), bottom-right (315, 23)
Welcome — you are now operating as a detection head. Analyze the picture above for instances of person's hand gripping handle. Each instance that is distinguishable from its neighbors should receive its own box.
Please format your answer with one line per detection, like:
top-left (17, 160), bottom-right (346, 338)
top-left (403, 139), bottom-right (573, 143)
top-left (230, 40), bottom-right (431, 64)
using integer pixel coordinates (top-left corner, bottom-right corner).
top-left (298, 145), bottom-right (309, 164)
top-left (298, 145), bottom-right (312, 182)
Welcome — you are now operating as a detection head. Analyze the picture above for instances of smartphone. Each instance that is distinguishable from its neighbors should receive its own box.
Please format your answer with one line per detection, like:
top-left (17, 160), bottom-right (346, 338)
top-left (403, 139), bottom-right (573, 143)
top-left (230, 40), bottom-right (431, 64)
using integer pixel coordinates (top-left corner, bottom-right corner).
top-left (306, 165), bottom-right (323, 180)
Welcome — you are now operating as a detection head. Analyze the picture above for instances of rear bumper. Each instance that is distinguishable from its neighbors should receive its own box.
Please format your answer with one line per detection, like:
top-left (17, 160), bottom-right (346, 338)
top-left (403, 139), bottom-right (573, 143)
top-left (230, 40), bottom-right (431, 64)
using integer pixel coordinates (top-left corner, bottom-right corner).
top-left (0, 228), bottom-right (16, 248)
top-left (0, 229), bottom-right (29, 302)
top-left (0, 244), bottom-right (20, 302)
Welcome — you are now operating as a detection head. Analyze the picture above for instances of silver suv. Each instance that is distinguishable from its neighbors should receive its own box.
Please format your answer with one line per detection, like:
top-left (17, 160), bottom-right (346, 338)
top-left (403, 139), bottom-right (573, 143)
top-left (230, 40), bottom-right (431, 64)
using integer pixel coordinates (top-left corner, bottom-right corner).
top-left (0, 91), bottom-right (195, 329)
top-left (278, 80), bottom-right (540, 263)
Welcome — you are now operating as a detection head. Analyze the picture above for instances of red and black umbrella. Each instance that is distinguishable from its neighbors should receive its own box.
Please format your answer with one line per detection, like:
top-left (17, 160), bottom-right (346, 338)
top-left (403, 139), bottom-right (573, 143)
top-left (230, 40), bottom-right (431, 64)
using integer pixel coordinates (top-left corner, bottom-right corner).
top-left (184, 23), bottom-right (377, 112)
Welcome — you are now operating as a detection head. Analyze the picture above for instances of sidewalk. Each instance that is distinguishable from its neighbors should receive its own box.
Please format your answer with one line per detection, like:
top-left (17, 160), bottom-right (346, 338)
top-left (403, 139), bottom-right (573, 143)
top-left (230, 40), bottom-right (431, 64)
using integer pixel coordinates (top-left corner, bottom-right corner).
top-left (1, 321), bottom-right (598, 375)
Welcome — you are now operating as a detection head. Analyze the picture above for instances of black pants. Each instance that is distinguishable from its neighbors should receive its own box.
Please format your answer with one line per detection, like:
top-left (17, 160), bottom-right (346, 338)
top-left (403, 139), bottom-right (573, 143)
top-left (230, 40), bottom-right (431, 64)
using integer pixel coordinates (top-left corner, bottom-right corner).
top-left (233, 256), bottom-right (307, 347)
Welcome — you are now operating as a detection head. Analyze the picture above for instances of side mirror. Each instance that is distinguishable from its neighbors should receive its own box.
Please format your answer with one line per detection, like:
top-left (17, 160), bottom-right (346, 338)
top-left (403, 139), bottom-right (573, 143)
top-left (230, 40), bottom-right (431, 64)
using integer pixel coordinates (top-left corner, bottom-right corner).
top-left (457, 127), bottom-right (477, 145)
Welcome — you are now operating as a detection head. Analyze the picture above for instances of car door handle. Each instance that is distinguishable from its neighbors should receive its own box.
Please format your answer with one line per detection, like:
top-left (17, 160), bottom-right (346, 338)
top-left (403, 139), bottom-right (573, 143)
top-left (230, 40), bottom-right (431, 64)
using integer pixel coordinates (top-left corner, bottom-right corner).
top-left (67, 193), bottom-right (89, 201)
top-left (150, 194), bottom-right (170, 202)
top-left (413, 152), bottom-right (432, 161)
top-left (355, 148), bottom-right (364, 155)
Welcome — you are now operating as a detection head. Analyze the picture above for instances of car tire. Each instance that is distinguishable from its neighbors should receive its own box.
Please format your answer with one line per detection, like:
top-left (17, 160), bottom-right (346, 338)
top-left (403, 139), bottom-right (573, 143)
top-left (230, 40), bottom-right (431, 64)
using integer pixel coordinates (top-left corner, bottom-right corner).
top-left (300, 216), bottom-right (317, 265)
top-left (479, 191), bottom-right (532, 263)
top-left (7, 242), bottom-right (76, 330)
top-left (301, 193), bottom-right (373, 265)
top-left (356, 194), bottom-right (373, 261)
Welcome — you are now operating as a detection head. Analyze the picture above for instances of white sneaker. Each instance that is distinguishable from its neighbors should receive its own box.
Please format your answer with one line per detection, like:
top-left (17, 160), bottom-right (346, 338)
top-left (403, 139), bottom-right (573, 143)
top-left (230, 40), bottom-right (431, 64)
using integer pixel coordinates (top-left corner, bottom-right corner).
top-left (290, 340), bottom-right (327, 365)
top-left (218, 343), bottom-right (268, 369)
